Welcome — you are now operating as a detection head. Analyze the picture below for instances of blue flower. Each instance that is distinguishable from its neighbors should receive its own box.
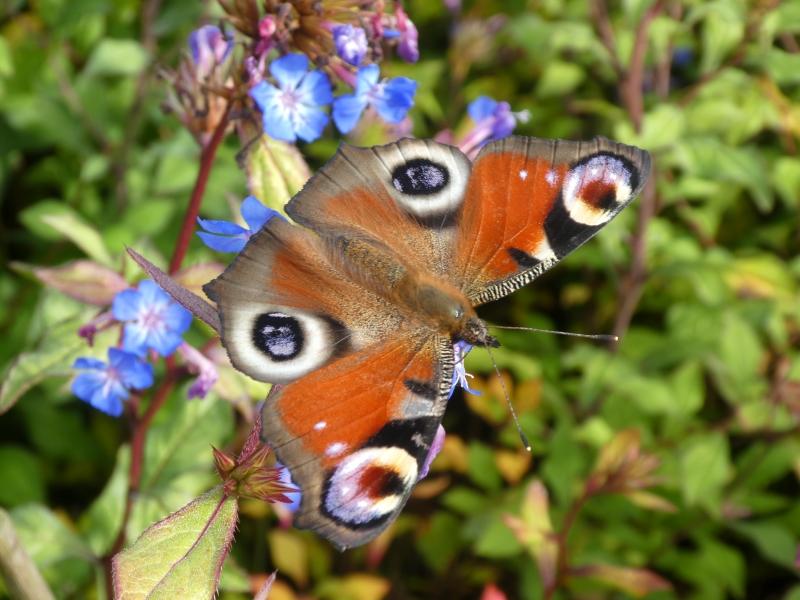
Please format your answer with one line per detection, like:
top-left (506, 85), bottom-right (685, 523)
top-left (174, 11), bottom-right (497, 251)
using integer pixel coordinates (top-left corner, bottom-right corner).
top-left (332, 24), bottom-right (368, 66)
top-left (112, 280), bottom-right (193, 357)
top-left (468, 96), bottom-right (517, 141)
top-left (197, 195), bottom-right (283, 253)
top-left (249, 53), bottom-right (333, 143)
top-left (332, 64), bottom-right (417, 134)
top-left (450, 340), bottom-right (480, 398)
top-left (72, 348), bottom-right (154, 416)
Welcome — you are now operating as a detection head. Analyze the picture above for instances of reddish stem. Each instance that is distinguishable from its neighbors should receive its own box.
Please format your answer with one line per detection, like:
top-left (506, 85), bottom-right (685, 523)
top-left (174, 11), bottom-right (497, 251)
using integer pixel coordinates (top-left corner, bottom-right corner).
top-left (168, 103), bottom-right (232, 275)
top-left (103, 101), bottom-right (231, 595)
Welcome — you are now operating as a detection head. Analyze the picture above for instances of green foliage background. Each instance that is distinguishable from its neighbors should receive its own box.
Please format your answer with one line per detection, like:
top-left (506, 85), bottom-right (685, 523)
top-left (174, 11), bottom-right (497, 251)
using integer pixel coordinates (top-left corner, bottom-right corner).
top-left (1, 0), bottom-right (800, 598)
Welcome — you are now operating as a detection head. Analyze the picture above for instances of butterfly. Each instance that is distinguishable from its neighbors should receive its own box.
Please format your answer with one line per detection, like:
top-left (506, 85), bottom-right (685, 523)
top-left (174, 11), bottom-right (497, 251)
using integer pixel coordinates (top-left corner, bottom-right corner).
top-left (203, 136), bottom-right (651, 550)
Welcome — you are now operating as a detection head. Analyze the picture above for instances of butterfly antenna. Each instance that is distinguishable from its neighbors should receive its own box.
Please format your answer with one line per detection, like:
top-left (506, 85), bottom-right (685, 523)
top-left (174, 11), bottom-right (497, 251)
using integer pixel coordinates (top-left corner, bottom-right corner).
top-left (489, 324), bottom-right (618, 343)
top-left (484, 345), bottom-right (531, 453)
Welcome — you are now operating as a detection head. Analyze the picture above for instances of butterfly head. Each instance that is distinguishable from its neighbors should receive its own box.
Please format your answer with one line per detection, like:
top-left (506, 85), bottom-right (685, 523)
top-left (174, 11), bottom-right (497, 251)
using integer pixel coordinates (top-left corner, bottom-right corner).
top-left (457, 316), bottom-right (499, 348)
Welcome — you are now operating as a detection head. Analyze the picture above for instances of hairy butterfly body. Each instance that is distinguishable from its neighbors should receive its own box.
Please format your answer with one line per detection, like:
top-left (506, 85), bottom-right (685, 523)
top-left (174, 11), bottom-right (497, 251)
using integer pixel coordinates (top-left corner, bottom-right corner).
top-left (204, 136), bottom-right (651, 549)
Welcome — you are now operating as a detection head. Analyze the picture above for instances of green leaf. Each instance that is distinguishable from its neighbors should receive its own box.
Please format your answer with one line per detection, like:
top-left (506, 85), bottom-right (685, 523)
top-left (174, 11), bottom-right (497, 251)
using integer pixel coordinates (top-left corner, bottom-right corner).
top-left (39, 211), bottom-right (113, 266)
top-left (467, 441), bottom-right (503, 491)
top-left (473, 514), bottom-right (522, 558)
top-left (245, 135), bottom-right (311, 214)
top-left (535, 61), bottom-right (585, 98)
top-left (0, 316), bottom-right (91, 414)
top-left (503, 480), bottom-right (557, 590)
top-left (129, 390), bottom-right (233, 538)
top-left (15, 259), bottom-right (128, 306)
top-left (615, 104), bottom-right (686, 150)
top-left (713, 311), bottom-right (765, 405)
top-left (678, 433), bottom-right (732, 514)
top-left (80, 446), bottom-right (130, 555)
top-left (0, 446), bottom-right (45, 506)
top-left (112, 487), bottom-right (238, 600)
top-left (573, 563), bottom-right (672, 598)
top-left (416, 512), bottom-right (462, 573)
top-left (669, 361), bottom-right (704, 417)
top-left (11, 504), bottom-right (95, 597)
top-left (730, 521), bottom-right (797, 570)
top-left (83, 39), bottom-right (149, 77)
top-left (268, 529), bottom-right (308, 586)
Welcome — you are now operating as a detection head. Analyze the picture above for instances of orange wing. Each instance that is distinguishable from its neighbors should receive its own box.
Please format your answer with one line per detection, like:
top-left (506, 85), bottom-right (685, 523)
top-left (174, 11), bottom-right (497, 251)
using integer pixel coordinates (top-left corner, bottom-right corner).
top-left (204, 217), bottom-right (407, 384)
top-left (454, 136), bottom-right (651, 305)
top-left (262, 333), bottom-right (453, 550)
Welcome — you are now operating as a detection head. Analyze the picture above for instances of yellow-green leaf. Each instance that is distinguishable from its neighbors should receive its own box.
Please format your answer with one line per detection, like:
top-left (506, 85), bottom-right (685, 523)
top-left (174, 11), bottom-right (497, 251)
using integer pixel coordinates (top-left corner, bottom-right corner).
top-left (112, 487), bottom-right (238, 600)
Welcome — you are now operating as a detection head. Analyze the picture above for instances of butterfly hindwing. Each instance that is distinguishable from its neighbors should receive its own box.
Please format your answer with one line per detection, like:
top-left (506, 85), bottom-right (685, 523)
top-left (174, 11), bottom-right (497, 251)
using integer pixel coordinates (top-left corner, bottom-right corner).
top-left (454, 136), bottom-right (651, 304)
top-left (203, 217), bottom-right (406, 383)
top-left (262, 333), bottom-right (453, 550)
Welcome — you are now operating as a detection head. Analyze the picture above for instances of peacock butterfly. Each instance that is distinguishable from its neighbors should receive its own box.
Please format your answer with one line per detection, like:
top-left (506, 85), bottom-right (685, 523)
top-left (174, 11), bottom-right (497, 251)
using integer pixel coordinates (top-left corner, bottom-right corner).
top-left (204, 136), bottom-right (651, 549)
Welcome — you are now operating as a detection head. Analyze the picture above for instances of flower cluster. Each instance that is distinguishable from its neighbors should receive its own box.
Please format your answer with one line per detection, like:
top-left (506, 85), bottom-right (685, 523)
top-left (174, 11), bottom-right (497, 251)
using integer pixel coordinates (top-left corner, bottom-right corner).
top-left (249, 53), bottom-right (417, 143)
top-left (170, 1), bottom-right (423, 144)
top-left (71, 280), bottom-right (198, 416)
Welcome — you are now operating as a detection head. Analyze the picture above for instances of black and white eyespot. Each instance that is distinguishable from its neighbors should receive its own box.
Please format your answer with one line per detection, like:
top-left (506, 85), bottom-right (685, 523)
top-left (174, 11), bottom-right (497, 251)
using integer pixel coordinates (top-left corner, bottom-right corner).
top-left (372, 140), bottom-right (471, 224)
top-left (562, 153), bottom-right (638, 226)
top-left (391, 159), bottom-right (449, 196)
top-left (321, 446), bottom-right (418, 528)
top-left (223, 305), bottom-right (347, 383)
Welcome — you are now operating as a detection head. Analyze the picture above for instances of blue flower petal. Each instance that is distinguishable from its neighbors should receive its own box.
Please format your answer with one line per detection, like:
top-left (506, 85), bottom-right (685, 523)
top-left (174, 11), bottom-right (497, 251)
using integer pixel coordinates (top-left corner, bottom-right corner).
top-left (270, 53), bottom-right (309, 90)
top-left (73, 357), bottom-right (106, 370)
top-left (262, 105), bottom-right (297, 142)
top-left (355, 64), bottom-right (381, 95)
top-left (297, 69), bottom-right (334, 106)
top-left (333, 94), bottom-right (368, 134)
top-left (150, 328), bottom-right (184, 357)
top-left (89, 385), bottom-right (125, 417)
top-left (249, 80), bottom-right (281, 113)
top-left (382, 28), bottom-right (401, 39)
top-left (468, 96), bottom-right (498, 122)
top-left (72, 371), bottom-right (104, 403)
top-left (121, 322), bottom-right (149, 356)
top-left (112, 288), bottom-right (141, 321)
top-left (138, 280), bottom-right (167, 306)
top-left (165, 302), bottom-right (193, 335)
top-left (197, 217), bottom-right (247, 236)
top-left (196, 231), bottom-right (247, 253)
top-left (111, 349), bottom-right (155, 390)
top-left (293, 104), bottom-right (330, 143)
top-left (241, 196), bottom-right (278, 232)
top-left (373, 77), bottom-right (417, 123)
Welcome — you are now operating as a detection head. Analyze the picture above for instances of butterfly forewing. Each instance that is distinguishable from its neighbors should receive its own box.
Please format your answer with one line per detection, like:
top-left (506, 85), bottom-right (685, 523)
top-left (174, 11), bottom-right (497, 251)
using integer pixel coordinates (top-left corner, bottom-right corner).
top-left (285, 138), bottom-right (472, 278)
top-left (454, 136), bottom-right (651, 305)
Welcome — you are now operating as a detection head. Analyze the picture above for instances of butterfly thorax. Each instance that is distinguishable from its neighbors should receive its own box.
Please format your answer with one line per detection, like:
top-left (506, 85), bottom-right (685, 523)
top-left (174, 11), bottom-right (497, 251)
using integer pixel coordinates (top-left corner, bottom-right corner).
top-left (334, 235), bottom-right (497, 347)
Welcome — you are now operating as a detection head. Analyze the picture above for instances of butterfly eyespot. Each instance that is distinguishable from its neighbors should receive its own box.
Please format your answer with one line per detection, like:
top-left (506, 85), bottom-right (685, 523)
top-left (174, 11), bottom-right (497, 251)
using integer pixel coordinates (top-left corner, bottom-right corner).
top-left (562, 153), bottom-right (638, 226)
top-left (391, 159), bottom-right (449, 196)
top-left (321, 446), bottom-right (418, 528)
top-left (222, 305), bottom-right (349, 383)
top-left (252, 312), bottom-right (303, 361)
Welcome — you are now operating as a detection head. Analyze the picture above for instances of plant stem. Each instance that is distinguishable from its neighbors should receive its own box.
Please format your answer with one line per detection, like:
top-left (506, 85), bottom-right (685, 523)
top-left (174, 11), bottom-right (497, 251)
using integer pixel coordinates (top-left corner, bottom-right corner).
top-left (0, 509), bottom-right (56, 600)
top-left (168, 103), bottom-right (232, 275)
top-left (103, 100), bottom-right (231, 596)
